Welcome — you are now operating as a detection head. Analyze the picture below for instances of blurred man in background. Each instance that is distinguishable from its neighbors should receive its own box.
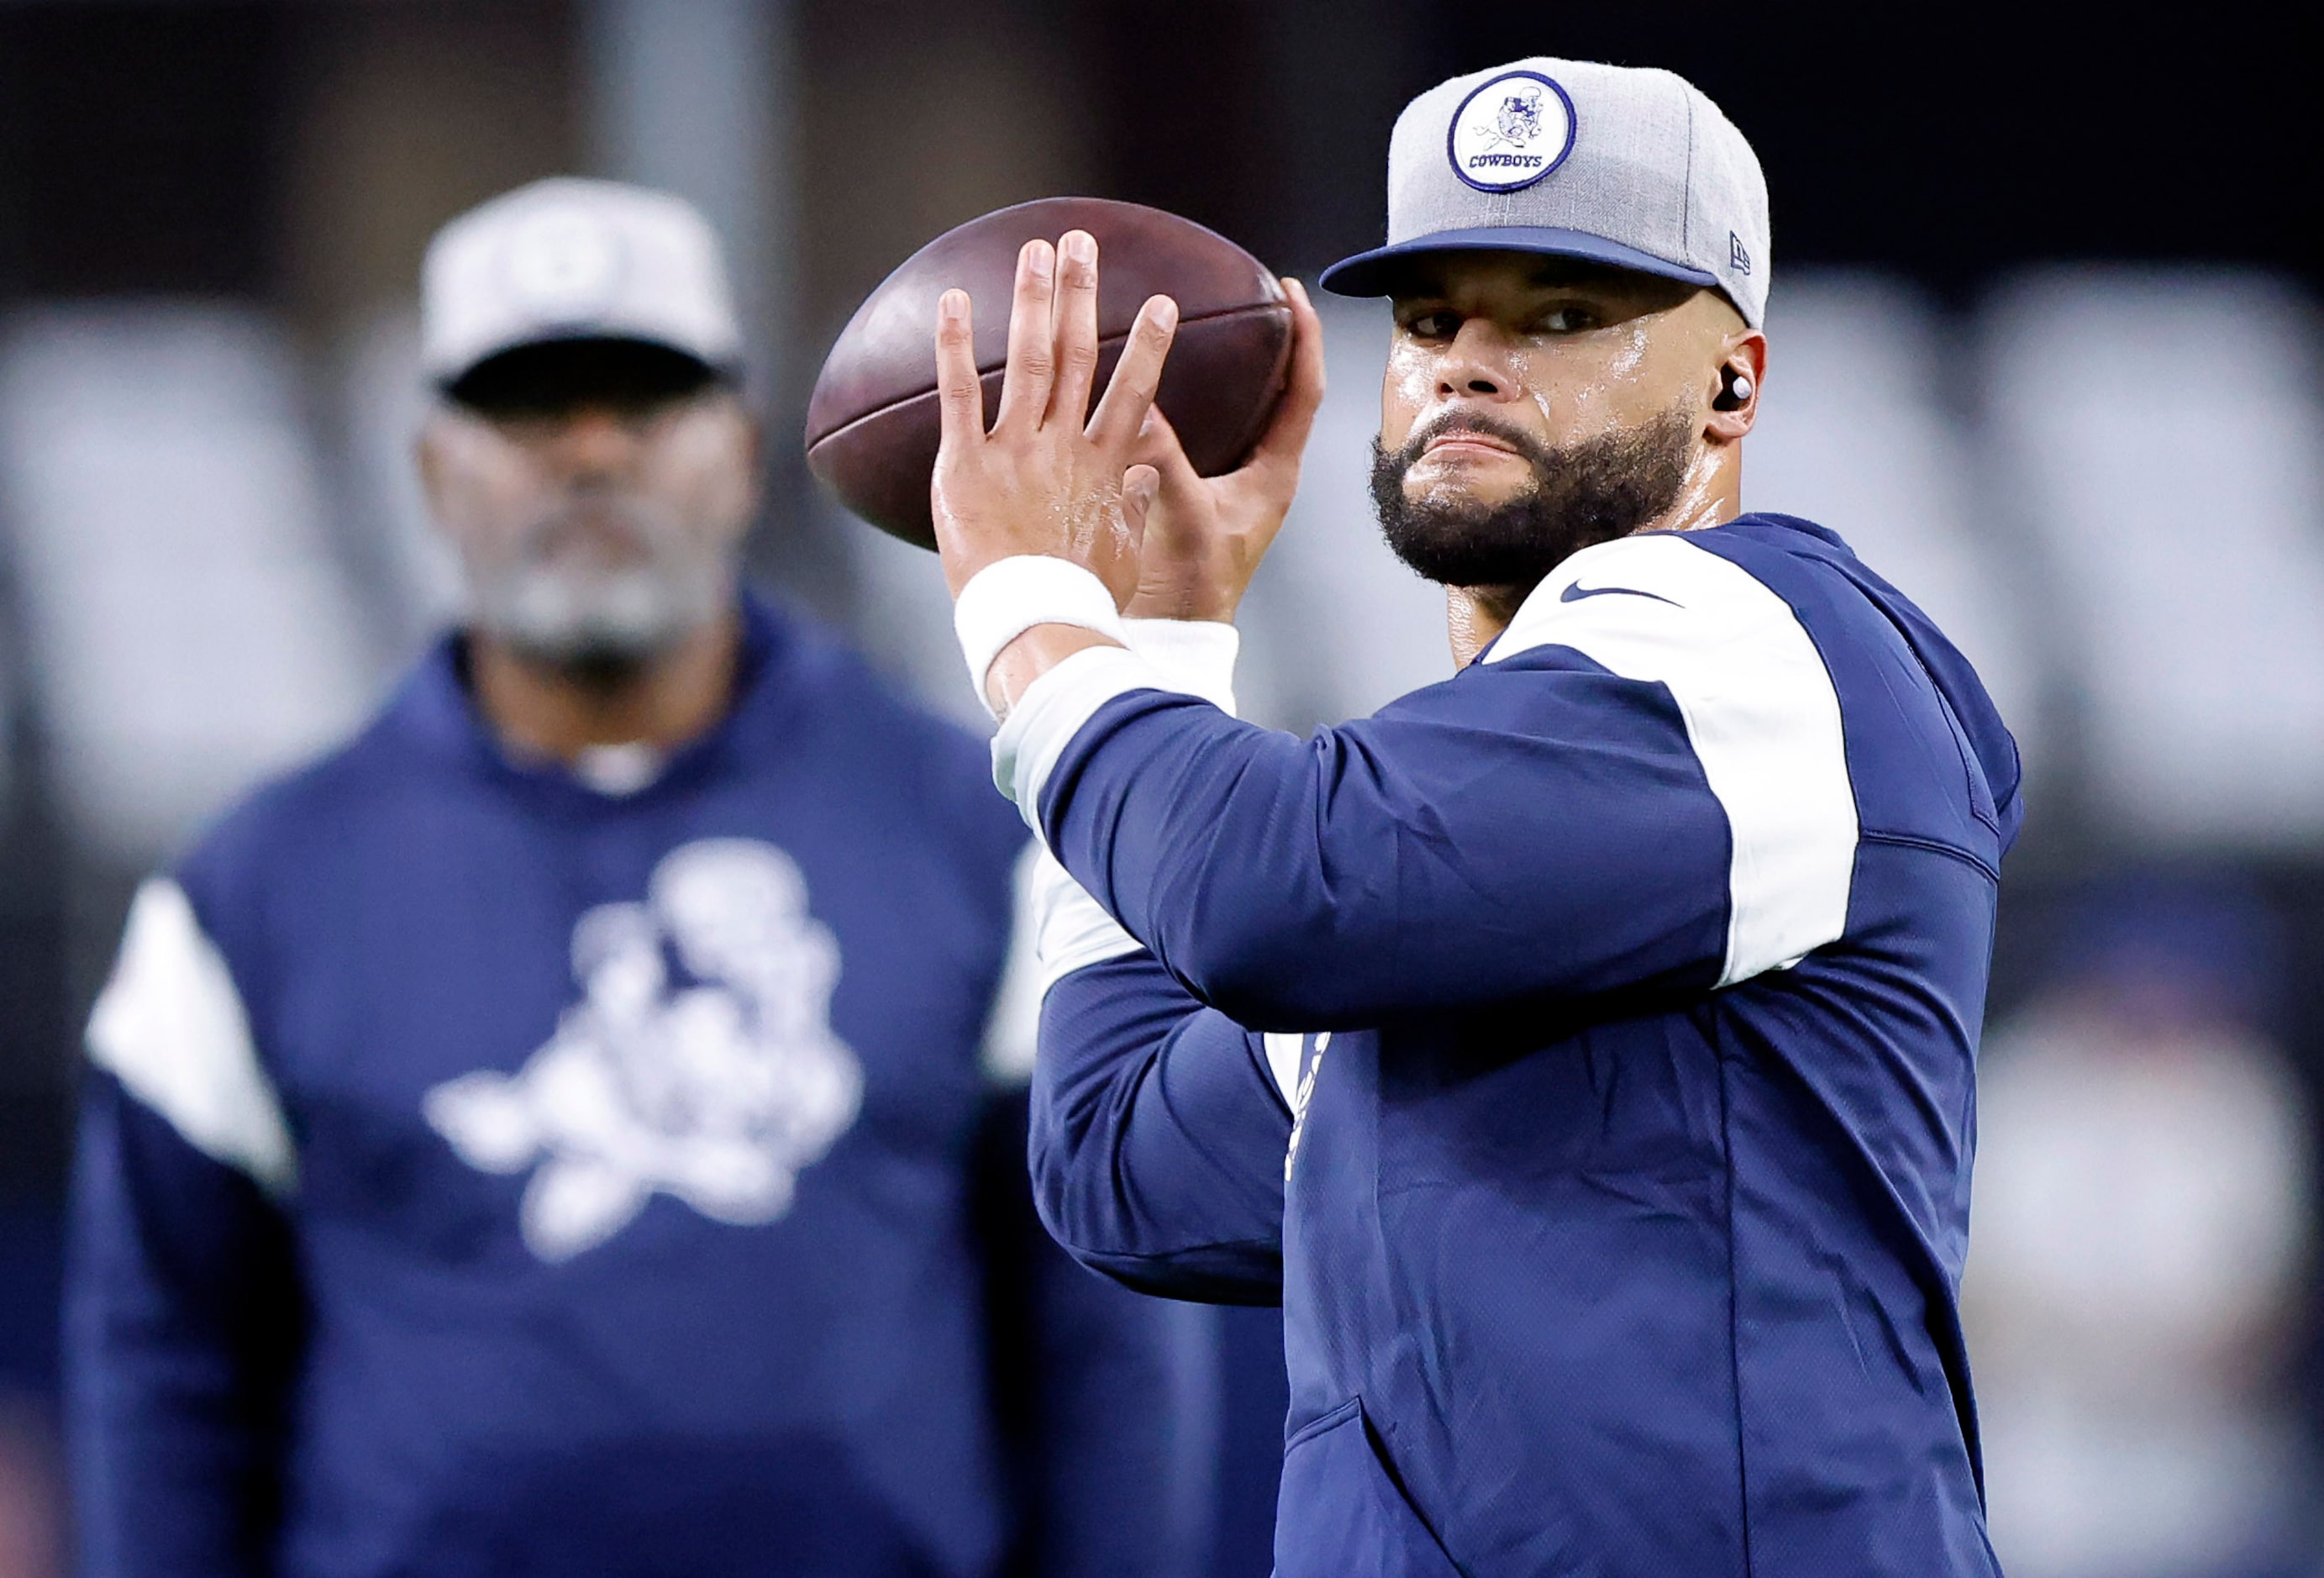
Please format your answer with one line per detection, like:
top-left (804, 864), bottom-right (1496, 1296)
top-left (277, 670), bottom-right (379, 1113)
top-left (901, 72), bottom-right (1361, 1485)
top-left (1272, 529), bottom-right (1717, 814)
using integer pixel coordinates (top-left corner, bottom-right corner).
top-left (1969, 877), bottom-right (2321, 1578)
top-left (62, 177), bottom-right (1191, 1578)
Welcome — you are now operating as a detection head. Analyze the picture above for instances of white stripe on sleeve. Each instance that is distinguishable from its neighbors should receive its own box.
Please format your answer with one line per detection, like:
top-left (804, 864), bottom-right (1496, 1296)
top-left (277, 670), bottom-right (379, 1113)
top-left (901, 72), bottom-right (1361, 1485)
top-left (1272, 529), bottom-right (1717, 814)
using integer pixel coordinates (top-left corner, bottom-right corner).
top-left (85, 877), bottom-right (298, 1195)
top-left (1018, 618), bottom-right (1245, 997)
top-left (1487, 534), bottom-right (1859, 986)
top-left (1030, 849), bottom-right (1144, 996)
top-left (980, 842), bottom-right (1049, 1085)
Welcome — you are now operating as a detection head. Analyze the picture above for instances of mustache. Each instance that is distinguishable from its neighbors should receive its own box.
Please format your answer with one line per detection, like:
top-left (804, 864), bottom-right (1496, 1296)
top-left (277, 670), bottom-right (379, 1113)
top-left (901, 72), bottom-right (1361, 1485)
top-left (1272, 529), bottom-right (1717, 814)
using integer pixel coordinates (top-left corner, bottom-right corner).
top-left (515, 492), bottom-right (687, 560)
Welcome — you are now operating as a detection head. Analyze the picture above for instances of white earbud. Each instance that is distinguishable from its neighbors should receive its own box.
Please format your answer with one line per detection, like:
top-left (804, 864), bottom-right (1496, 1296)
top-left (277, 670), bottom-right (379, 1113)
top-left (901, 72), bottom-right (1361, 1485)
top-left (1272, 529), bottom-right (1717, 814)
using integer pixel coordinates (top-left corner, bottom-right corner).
top-left (1728, 372), bottom-right (1754, 402)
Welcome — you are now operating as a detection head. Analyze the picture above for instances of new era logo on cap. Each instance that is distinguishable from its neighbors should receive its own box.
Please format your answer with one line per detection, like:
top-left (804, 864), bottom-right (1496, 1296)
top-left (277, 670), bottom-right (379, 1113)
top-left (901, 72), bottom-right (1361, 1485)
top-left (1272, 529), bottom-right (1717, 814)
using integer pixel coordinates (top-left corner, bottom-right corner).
top-left (1321, 56), bottom-right (1772, 329)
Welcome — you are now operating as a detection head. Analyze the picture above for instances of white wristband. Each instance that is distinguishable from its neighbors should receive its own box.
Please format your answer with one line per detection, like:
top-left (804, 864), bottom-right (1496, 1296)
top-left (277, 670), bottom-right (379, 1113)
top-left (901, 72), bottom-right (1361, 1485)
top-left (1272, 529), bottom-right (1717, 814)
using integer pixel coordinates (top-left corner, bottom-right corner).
top-left (953, 556), bottom-right (1128, 717)
top-left (1121, 618), bottom-right (1240, 717)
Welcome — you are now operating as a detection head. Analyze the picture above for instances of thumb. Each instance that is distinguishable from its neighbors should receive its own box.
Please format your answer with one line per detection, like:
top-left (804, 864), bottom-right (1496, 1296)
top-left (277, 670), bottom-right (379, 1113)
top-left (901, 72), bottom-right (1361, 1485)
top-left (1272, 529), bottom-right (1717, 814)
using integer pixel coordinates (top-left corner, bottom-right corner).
top-left (1121, 463), bottom-right (1160, 550)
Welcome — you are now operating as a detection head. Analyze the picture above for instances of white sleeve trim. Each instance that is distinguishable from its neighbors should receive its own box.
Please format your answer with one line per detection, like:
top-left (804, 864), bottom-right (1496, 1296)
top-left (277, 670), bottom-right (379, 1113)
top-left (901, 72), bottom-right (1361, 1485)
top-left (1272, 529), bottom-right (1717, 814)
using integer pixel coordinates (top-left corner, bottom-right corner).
top-left (980, 843), bottom-right (1048, 1085)
top-left (1001, 618), bottom-right (1243, 993)
top-left (1030, 848), bottom-right (1144, 994)
top-left (1488, 534), bottom-right (1859, 986)
top-left (991, 644), bottom-right (1170, 835)
top-left (1122, 618), bottom-right (1239, 713)
top-left (85, 877), bottom-right (298, 1197)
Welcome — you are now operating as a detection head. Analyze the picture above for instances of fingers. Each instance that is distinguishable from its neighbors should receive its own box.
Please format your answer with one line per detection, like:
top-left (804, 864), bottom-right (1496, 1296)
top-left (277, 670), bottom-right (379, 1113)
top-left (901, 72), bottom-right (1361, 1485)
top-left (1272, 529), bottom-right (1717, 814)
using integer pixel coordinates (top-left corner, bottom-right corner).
top-left (1242, 276), bottom-right (1328, 483)
top-left (1088, 293), bottom-right (1180, 453)
top-left (1047, 230), bottom-right (1104, 427)
top-left (933, 288), bottom-right (984, 453)
top-left (992, 239), bottom-right (1057, 431)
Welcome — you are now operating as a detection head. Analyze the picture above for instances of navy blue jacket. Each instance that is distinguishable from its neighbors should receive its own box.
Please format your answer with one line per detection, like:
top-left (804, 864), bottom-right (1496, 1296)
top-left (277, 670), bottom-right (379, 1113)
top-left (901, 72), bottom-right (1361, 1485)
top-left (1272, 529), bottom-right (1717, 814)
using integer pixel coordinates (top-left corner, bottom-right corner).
top-left (66, 597), bottom-right (1191, 1578)
top-left (1011, 518), bottom-right (2021, 1575)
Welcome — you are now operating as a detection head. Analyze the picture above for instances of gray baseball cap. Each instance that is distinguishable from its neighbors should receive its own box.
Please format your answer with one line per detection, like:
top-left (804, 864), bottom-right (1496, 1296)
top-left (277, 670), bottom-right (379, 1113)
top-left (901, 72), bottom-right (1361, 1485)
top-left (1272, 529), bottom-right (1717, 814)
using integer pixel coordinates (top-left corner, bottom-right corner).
top-left (421, 177), bottom-right (744, 387)
top-left (1320, 58), bottom-right (1770, 328)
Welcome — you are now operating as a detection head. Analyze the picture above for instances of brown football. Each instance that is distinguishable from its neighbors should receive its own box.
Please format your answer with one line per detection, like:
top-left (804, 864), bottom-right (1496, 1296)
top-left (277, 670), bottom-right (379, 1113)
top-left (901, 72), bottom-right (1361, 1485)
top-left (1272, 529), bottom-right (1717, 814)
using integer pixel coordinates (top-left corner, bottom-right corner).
top-left (805, 197), bottom-right (1293, 550)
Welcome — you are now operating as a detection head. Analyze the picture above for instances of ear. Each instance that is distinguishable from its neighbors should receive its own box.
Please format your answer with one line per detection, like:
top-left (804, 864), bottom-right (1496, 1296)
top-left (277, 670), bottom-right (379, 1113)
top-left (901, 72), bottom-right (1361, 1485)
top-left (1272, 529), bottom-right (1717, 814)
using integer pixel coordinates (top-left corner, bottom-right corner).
top-left (727, 404), bottom-right (767, 534)
top-left (413, 413), bottom-right (454, 529)
top-left (742, 409), bottom-right (766, 496)
top-left (1704, 328), bottom-right (1768, 444)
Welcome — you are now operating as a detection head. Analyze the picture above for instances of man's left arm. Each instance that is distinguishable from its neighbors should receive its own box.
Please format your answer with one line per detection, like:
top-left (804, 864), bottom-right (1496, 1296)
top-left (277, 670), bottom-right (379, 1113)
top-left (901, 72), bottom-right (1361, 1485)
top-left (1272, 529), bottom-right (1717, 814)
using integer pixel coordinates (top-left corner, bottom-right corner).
top-left (66, 877), bottom-right (307, 1578)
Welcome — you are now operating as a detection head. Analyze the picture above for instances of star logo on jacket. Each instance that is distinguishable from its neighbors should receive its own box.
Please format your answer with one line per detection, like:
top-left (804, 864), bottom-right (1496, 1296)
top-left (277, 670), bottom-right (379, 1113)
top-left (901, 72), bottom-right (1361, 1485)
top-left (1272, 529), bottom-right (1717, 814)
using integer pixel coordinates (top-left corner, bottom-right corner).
top-left (423, 839), bottom-right (863, 1261)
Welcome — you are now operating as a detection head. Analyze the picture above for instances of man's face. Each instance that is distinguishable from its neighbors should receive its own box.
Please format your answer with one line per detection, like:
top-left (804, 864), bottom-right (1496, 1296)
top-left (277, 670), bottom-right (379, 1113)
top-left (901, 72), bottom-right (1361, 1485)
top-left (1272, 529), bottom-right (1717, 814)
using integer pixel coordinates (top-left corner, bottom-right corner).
top-left (418, 339), bottom-right (759, 673)
top-left (1373, 251), bottom-right (1748, 593)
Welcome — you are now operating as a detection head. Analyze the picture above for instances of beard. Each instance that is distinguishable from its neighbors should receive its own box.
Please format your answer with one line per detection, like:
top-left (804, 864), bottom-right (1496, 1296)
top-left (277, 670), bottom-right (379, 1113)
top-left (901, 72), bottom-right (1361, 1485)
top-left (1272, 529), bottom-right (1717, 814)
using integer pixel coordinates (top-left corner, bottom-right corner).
top-left (1370, 405), bottom-right (1696, 592)
top-left (466, 493), bottom-right (733, 684)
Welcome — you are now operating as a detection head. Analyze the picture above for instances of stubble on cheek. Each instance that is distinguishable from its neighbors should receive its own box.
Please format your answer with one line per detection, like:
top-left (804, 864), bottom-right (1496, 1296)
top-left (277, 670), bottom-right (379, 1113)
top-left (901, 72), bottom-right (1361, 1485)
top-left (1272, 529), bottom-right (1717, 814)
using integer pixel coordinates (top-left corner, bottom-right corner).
top-left (428, 418), bottom-right (561, 578)
top-left (1377, 344), bottom-right (1434, 459)
top-left (645, 410), bottom-right (758, 552)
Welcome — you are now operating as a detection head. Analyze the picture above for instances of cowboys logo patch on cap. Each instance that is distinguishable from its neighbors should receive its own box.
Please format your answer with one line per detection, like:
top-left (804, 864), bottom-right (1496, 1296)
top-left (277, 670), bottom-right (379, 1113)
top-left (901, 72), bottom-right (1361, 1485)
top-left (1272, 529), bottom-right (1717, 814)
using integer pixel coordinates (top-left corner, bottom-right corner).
top-left (1448, 71), bottom-right (1576, 193)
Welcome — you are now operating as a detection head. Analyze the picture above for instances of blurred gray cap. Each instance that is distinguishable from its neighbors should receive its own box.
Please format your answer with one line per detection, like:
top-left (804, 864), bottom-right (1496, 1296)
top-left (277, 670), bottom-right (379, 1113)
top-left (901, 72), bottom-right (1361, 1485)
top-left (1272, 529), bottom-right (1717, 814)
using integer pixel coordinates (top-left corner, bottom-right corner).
top-left (1321, 58), bottom-right (1770, 327)
top-left (421, 176), bottom-right (743, 386)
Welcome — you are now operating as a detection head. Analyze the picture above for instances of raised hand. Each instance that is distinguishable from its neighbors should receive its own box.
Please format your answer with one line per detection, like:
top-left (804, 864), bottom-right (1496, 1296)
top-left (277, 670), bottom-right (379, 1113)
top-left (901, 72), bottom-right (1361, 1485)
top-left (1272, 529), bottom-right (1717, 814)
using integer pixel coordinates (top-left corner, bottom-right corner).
top-left (928, 229), bottom-right (1180, 607)
top-left (1125, 276), bottom-right (1327, 623)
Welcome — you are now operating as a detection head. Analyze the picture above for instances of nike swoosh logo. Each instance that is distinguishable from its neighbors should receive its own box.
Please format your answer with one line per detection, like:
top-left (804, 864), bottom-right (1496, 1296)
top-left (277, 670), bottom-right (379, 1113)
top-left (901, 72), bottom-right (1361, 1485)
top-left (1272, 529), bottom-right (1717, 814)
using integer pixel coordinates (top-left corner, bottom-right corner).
top-left (1560, 581), bottom-right (1681, 607)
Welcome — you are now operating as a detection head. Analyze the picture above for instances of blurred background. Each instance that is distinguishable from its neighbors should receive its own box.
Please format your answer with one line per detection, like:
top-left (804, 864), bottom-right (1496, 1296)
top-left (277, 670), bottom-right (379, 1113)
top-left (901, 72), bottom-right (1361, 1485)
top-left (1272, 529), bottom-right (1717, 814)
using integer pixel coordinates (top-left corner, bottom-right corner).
top-left (3, 3), bottom-right (2321, 1575)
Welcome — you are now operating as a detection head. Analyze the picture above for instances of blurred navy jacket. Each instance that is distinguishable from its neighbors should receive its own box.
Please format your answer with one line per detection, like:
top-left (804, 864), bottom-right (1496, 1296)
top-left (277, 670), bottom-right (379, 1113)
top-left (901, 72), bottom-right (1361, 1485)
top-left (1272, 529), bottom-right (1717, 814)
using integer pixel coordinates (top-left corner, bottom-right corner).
top-left (1014, 518), bottom-right (2023, 1576)
top-left (66, 596), bottom-right (1194, 1578)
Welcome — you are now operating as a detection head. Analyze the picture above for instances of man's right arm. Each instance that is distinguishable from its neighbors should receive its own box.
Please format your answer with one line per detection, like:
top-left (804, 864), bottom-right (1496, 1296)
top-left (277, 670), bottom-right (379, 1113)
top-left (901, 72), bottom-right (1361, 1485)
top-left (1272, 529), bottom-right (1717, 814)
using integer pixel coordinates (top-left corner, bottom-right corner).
top-left (1017, 621), bottom-right (1292, 1304)
top-left (66, 879), bottom-right (302, 1577)
top-left (1002, 534), bottom-right (1859, 1030)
